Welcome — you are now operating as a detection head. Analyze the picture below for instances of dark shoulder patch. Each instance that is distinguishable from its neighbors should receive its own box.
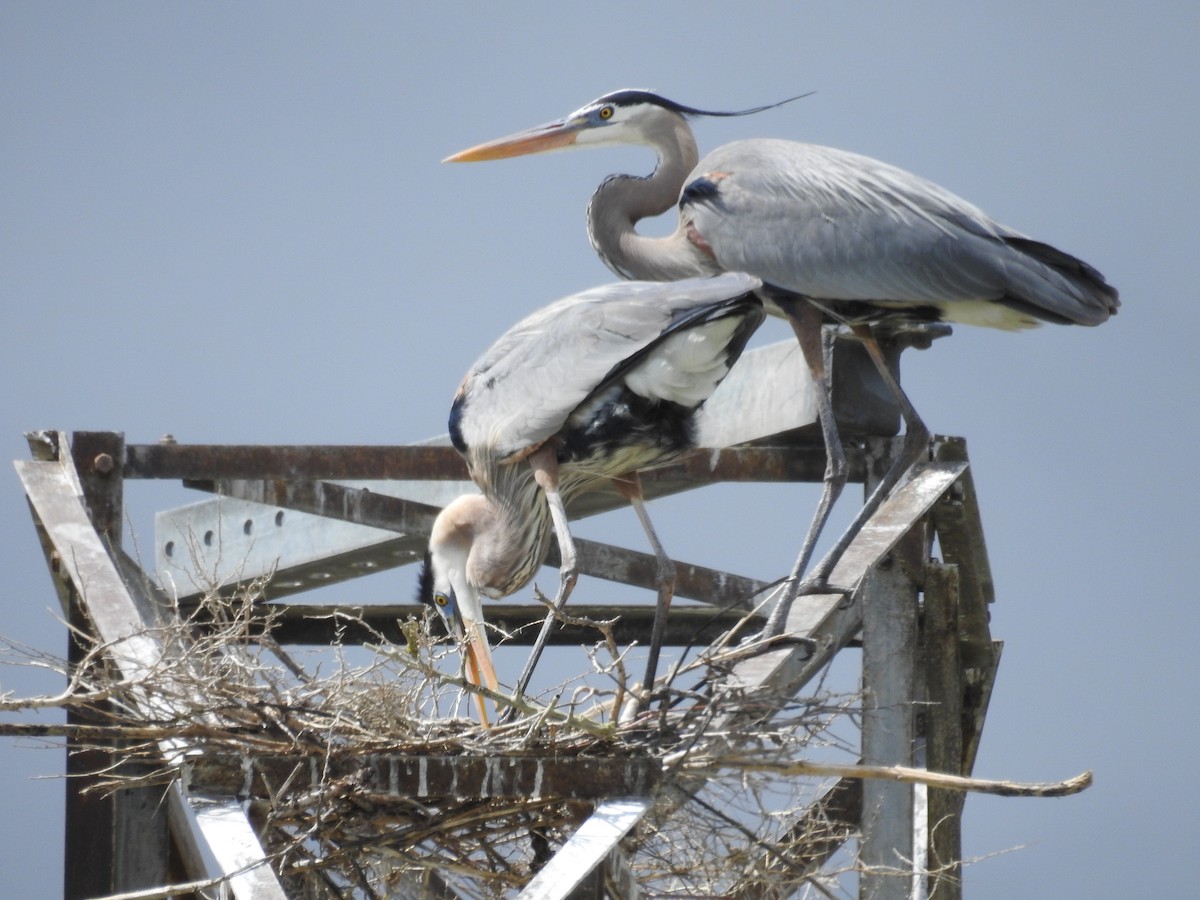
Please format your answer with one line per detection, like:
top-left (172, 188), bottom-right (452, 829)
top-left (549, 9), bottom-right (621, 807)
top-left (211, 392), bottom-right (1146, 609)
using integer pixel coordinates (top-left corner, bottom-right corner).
top-left (680, 176), bottom-right (723, 209)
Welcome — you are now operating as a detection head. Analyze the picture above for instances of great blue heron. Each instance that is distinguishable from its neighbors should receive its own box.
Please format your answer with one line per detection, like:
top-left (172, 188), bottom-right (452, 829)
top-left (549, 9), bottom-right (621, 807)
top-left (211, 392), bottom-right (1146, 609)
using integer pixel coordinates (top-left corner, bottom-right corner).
top-left (446, 89), bottom-right (1120, 635)
top-left (420, 272), bottom-right (764, 722)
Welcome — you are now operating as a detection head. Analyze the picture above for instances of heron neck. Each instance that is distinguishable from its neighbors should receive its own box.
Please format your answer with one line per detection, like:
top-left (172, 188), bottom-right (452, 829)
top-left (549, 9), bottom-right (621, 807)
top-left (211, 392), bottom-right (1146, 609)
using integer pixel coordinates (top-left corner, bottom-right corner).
top-left (467, 469), bottom-right (555, 598)
top-left (586, 117), bottom-right (715, 281)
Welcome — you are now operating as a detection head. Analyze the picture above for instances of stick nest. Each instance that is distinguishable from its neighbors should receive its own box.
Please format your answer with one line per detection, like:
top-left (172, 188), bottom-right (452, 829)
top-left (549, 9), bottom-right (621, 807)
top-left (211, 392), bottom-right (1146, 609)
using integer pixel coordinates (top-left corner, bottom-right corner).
top-left (2, 574), bottom-right (877, 899)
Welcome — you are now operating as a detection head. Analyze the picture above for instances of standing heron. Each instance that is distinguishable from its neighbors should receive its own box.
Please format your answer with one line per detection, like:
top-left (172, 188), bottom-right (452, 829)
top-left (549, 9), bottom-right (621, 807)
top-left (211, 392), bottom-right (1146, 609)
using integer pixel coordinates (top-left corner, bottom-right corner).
top-left (445, 89), bottom-right (1119, 634)
top-left (420, 272), bottom-right (764, 721)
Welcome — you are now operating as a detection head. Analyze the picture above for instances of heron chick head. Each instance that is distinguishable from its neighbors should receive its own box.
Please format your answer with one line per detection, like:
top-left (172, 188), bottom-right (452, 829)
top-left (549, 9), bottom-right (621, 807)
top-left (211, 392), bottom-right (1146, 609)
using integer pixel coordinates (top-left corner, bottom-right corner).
top-left (421, 497), bottom-right (501, 719)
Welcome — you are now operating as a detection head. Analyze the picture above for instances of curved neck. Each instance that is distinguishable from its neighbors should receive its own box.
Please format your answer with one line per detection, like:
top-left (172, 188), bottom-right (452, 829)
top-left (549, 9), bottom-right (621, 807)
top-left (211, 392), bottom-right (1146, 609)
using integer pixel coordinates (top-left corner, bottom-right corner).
top-left (586, 115), bottom-right (715, 281)
top-left (467, 463), bottom-right (554, 598)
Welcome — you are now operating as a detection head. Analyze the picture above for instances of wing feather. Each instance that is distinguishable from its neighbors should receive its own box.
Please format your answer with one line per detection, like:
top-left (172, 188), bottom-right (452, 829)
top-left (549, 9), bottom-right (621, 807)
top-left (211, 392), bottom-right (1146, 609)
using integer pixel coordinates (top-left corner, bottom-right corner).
top-left (685, 140), bottom-right (1117, 327)
top-left (451, 272), bottom-right (761, 462)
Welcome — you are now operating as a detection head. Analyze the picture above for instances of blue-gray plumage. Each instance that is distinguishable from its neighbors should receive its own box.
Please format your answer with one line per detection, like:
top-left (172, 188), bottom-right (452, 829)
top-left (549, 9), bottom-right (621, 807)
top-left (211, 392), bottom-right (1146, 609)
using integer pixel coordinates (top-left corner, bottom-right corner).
top-left (447, 88), bottom-right (1119, 639)
top-left (424, 273), bottom-right (764, 716)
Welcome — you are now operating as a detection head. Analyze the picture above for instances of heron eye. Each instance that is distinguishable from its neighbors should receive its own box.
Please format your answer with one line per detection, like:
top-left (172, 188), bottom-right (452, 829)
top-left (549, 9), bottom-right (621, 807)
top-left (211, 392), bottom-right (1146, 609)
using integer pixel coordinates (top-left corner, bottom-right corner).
top-left (598, 105), bottom-right (614, 120)
top-left (435, 593), bottom-right (449, 607)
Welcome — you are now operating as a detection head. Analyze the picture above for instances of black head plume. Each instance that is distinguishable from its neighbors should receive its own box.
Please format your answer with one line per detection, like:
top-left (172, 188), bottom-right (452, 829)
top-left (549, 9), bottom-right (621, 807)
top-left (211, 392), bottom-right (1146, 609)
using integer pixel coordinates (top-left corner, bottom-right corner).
top-left (416, 552), bottom-right (434, 606)
top-left (594, 88), bottom-right (814, 121)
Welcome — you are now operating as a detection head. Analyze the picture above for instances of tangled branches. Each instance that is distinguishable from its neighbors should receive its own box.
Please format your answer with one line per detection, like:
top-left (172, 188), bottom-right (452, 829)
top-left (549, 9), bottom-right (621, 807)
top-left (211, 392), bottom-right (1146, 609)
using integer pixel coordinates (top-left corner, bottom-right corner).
top-left (0, 571), bottom-right (1087, 899)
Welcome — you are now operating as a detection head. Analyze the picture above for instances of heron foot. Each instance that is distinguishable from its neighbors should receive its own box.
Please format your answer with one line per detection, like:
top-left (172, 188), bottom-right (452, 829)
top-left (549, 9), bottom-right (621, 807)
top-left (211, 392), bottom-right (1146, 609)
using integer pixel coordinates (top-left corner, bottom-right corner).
top-left (735, 630), bottom-right (819, 660)
top-left (758, 578), bottom-right (854, 639)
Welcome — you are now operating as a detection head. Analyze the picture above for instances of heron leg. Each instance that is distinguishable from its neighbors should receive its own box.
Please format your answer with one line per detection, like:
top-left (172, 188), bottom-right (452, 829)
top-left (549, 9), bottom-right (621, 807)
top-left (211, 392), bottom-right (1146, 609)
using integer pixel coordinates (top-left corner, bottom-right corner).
top-left (762, 302), bottom-right (847, 637)
top-left (802, 324), bottom-right (931, 588)
top-left (511, 444), bottom-right (578, 702)
top-left (613, 472), bottom-right (676, 708)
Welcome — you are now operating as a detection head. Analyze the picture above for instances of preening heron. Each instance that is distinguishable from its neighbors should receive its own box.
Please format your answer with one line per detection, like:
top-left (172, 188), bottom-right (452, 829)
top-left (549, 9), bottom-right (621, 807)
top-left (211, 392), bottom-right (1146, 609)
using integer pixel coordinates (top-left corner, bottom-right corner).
top-left (420, 273), bottom-right (764, 721)
top-left (446, 88), bottom-right (1120, 634)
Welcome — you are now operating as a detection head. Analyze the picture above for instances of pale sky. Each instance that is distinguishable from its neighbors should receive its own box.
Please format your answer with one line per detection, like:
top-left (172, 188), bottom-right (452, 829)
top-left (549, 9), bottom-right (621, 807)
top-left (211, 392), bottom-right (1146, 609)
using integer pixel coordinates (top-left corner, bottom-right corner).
top-left (3, 4), bottom-right (1198, 897)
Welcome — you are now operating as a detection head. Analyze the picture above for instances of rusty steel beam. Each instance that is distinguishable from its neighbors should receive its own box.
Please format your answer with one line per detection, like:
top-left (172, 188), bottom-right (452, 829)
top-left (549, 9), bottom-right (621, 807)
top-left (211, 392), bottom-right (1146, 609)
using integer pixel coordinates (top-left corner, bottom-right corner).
top-left (645, 454), bottom-right (969, 841)
top-left (128, 441), bottom-right (866, 486)
top-left (197, 477), bottom-right (440, 537)
top-left (643, 442), bottom-right (867, 489)
top-left (125, 442), bottom-right (470, 481)
top-left (186, 753), bottom-right (660, 802)
top-left (245, 602), bottom-right (758, 647)
top-left (190, 478), bottom-right (766, 608)
top-left (152, 442), bottom-right (862, 604)
top-left (930, 439), bottom-right (996, 668)
top-left (17, 439), bottom-right (289, 899)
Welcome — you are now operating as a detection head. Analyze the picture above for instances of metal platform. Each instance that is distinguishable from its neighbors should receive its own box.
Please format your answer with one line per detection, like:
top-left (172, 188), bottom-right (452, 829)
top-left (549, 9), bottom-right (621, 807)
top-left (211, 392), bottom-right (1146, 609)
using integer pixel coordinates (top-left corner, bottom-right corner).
top-left (16, 336), bottom-right (1004, 899)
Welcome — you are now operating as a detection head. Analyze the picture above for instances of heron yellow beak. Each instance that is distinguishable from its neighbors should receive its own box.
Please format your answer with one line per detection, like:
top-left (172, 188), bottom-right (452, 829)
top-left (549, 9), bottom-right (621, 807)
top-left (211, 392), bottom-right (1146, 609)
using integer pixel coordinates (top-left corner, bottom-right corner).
top-left (444, 118), bottom-right (581, 162)
top-left (462, 620), bottom-right (499, 726)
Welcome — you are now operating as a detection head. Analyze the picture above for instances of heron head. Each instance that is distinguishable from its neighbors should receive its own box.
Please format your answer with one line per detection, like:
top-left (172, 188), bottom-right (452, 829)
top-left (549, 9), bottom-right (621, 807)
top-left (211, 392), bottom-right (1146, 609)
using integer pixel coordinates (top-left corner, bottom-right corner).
top-left (443, 89), bottom-right (813, 162)
top-left (420, 498), bottom-right (501, 721)
top-left (443, 90), bottom-right (700, 162)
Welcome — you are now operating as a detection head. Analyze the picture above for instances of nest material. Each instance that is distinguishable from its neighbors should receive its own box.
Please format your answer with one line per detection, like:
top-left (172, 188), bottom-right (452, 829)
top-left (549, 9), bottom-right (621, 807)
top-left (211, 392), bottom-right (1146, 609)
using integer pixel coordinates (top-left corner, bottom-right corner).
top-left (4, 577), bottom-right (868, 898)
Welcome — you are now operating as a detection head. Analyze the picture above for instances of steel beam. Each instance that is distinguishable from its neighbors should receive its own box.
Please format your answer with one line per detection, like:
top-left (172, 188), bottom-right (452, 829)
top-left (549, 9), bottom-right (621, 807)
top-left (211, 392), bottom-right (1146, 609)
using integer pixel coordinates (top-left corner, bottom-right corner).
top-left (17, 440), bottom-right (288, 899)
top-left (181, 477), bottom-right (766, 608)
top-left (669, 445), bottom-right (999, 897)
top-left (186, 754), bottom-right (660, 802)
top-left (652, 455), bottom-right (967, 852)
top-left (516, 798), bottom-right (652, 900)
top-left (253, 601), bottom-right (756, 647)
top-left (859, 557), bottom-right (920, 900)
top-left (923, 563), bottom-right (965, 900)
top-left (153, 444), bottom-right (844, 605)
top-left (151, 336), bottom-right (888, 602)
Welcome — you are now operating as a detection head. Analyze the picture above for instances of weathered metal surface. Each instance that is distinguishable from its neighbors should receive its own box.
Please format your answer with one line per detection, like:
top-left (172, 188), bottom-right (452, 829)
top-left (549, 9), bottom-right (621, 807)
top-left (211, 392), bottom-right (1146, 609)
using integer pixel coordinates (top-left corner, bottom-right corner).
top-left (648, 459), bottom-right (967, 850)
top-left (516, 797), bottom-right (652, 900)
top-left (730, 565), bottom-right (982, 900)
top-left (60, 431), bottom-right (140, 897)
top-left (174, 477), bottom-right (766, 608)
top-left (71, 430), bottom-right (125, 545)
top-left (727, 777), bottom-right (863, 897)
top-left (112, 781), bottom-right (171, 893)
top-left (927, 440), bottom-right (1002, 781)
top-left (254, 601), bottom-right (758, 647)
top-left (127, 442), bottom-right (471, 481)
top-left (18, 458), bottom-right (168, 683)
top-left (962, 641), bottom-right (1003, 779)
top-left (643, 442), bottom-right (868, 488)
top-left (184, 794), bottom-right (294, 898)
top-left (155, 444), bottom-right (848, 604)
top-left (201, 478), bottom-right (440, 539)
top-left (130, 435), bottom-right (864, 488)
top-left (133, 441), bottom-right (869, 487)
top-left (21, 422), bottom-right (1003, 896)
top-left (719, 461), bottom-right (966, 711)
top-left (565, 536), bottom-right (767, 611)
top-left (642, 457), bottom-right (969, 894)
top-left (923, 562), bottom-right (965, 900)
top-left (156, 490), bottom-right (428, 601)
top-left (930, 439), bottom-right (995, 658)
top-left (859, 558), bottom-right (919, 900)
top-left (187, 754), bottom-right (660, 801)
top-left (151, 335), bottom-right (889, 602)
top-left (16, 445), bottom-right (289, 899)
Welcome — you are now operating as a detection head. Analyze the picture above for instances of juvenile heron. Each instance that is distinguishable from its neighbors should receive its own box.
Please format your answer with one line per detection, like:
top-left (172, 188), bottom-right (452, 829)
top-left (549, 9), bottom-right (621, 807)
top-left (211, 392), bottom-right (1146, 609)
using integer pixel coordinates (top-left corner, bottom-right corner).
top-left (419, 273), bottom-right (764, 721)
top-left (446, 89), bottom-right (1119, 633)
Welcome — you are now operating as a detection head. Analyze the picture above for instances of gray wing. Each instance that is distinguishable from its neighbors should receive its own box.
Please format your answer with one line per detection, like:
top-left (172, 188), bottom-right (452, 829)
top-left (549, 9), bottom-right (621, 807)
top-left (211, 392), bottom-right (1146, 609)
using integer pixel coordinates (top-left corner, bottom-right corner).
top-left (450, 272), bottom-right (761, 462)
top-left (686, 140), bottom-right (1117, 327)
